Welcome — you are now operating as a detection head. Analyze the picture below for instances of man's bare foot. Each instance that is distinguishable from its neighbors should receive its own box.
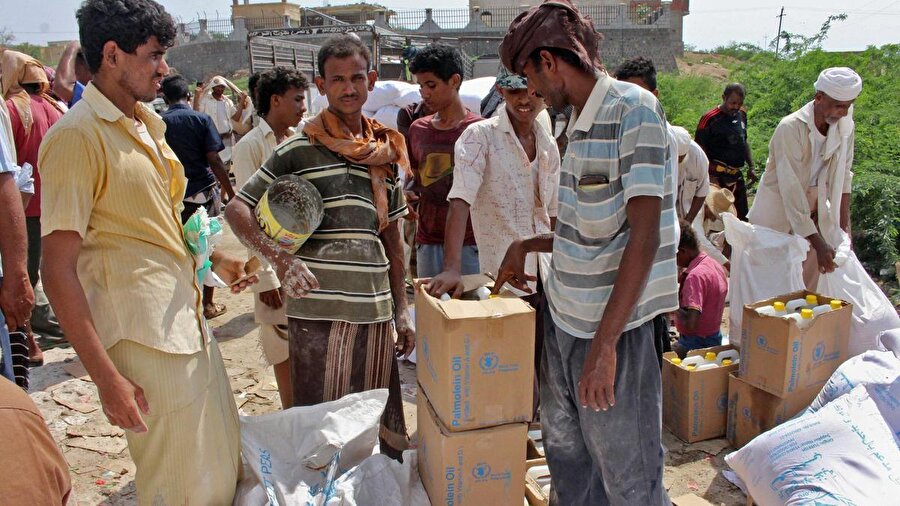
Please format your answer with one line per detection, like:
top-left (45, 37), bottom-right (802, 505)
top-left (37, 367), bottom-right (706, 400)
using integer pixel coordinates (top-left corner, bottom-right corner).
top-left (26, 331), bottom-right (44, 366)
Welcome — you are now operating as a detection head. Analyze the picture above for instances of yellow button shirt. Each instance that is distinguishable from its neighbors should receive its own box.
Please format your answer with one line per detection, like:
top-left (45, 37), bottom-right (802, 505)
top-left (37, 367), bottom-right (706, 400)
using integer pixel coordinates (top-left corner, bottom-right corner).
top-left (38, 83), bottom-right (208, 354)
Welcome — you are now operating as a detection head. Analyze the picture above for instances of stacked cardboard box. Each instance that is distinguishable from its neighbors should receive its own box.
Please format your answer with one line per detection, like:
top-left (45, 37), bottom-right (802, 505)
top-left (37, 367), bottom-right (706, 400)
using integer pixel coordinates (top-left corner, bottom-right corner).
top-left (726, 290), bottom-right (851, 448)
top-left (662, 345), bottom-right (741, 442)
top-left (415, 275), bottom-right (535, 505)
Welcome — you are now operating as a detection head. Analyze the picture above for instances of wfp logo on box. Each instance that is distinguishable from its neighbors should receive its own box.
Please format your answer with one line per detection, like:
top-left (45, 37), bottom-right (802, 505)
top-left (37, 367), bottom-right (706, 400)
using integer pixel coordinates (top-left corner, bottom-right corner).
top-left (814, 342), bottom-right (825, 361)
top-left (717, 393), bottom-right (728, 412)
top-left (472, 463), bottom-right (491, 481)
top-left (755, 335), bottom-right (779, 355)
top-left (479, 352), bottom-right (499, 372)
top-left (742, 406), bottom-right (752, 420)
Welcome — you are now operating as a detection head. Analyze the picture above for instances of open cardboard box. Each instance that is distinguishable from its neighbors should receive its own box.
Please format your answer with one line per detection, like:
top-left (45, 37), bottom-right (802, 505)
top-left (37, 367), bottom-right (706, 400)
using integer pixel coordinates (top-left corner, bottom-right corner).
top-left (662, 345), bottom-right (740, 443)
top-left (739, 290), bottom-right (850, 398)
top-left (416, 274), bottom-right (535, 431)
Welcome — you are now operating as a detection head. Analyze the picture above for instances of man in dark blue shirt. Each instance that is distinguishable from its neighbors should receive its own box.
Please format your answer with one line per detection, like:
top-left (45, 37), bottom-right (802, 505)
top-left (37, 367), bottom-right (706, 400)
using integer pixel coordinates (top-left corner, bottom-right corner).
top-left (161, 74), bottom-right (235, 319)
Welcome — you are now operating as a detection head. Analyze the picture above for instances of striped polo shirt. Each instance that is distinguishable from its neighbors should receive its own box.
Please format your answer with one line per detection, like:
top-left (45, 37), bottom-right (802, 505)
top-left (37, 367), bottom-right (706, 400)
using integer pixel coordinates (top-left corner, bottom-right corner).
top-left (546, 73), bottom-right (678, 339)
top-left (238, 135), bottom-right (408, 324)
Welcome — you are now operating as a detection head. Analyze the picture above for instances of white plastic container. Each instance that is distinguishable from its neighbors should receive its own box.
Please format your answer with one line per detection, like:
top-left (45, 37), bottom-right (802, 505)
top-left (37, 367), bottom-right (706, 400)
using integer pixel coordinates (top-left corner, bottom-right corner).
top-left (786, 294), bottom-right (818, 313)
top-left (715, 349), bottom-right (740, 366)
top-left (439, 293), bottom-right (451, 301)
top-left (694, 362), bottom-right (719, 371)
top-left (756, 301), bottom-right (787, 317)
top-left (682, 352), bottom-right (718, 369)
top-left (474, 286), bottom-right (491, 300)
top-left (811, 299), bottom-right (843, 316)
top-left (785, 308), bottom-right (815, 329)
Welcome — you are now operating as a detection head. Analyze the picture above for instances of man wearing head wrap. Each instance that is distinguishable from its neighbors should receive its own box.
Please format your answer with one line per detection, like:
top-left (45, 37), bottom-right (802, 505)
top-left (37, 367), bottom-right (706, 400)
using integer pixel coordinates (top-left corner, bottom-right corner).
top-left (495, 1), bottom-right (676, 504)
top-left (748, 67), bottom-right (862, 289)
top-left (1, 50), bottom-right (65, 364)
top-left (192, 75), bottom-right (249, 163)
top-left (670, 125), bottom-right (710, 223)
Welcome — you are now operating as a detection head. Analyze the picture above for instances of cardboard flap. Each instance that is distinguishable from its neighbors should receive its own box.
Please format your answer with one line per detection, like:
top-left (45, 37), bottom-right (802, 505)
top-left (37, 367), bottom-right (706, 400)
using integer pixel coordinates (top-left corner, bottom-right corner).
top-left (438, 296), bottom-right (534, 320)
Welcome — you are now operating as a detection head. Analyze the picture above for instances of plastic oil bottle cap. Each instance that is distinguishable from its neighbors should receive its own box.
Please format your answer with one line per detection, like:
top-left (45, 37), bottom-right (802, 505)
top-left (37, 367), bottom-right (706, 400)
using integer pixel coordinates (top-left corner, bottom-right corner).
top-left (704, 352), bottom-right (717, 361)
top-left (773, 301), bottom-right (786, 311)
top-left (671, 358), bottom-right (682, 365)
top-left (805, 294), bottom-right (818, 305)
top-left (830, 300), bottom-right (842, 309)
top-left (800, 308), bottom-right (814, 319)
top-left (721, 359), bottom-right (733, 366)
top-left (686, 365), bottom-right (696, 370)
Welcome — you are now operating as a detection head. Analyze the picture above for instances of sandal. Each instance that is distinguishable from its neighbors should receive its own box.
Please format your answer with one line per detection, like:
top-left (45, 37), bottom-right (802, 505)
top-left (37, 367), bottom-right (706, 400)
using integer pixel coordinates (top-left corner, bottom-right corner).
top-left (203, 303), bottom-right (227, 320)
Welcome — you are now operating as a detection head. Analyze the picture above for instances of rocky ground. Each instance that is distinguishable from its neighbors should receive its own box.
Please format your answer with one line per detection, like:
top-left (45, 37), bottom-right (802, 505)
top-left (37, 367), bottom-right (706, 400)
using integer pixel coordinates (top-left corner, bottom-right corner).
top-left (29, 226), bottom-right (745, 505)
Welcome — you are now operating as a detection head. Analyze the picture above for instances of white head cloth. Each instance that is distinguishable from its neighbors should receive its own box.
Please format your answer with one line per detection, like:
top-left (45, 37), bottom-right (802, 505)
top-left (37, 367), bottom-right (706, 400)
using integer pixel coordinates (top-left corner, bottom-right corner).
top-left (669, 125), bottom-right (692, 157)
top-left (814, 67), bottom-right (862, 101)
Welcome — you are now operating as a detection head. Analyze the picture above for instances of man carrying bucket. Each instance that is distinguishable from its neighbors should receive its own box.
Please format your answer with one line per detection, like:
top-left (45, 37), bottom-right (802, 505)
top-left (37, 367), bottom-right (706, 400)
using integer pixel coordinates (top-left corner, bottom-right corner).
top-left (226, 34), bottom-right (413, 460)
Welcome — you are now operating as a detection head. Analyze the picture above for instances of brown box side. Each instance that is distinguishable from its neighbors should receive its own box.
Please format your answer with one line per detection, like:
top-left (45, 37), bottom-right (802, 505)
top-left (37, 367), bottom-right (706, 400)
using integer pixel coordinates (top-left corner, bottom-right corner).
top-left (725, 372), bottom-right (821, 449)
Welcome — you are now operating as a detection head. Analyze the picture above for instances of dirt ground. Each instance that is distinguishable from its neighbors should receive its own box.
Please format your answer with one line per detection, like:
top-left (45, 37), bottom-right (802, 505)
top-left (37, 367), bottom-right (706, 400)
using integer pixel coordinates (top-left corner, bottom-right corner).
top-left (29, 226), bottom-right (745, 505)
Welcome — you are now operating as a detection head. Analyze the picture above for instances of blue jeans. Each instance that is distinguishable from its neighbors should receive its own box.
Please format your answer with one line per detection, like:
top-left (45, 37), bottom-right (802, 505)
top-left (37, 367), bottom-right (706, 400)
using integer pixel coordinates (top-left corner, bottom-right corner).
top-left (541, 303), bottom-right (670, 505)
top-left (0, 278), bottom-right (15, 382)
top-left (677, 331), bottom-right (723, 352)
top-left (415, 244), bottom-right (480, 279)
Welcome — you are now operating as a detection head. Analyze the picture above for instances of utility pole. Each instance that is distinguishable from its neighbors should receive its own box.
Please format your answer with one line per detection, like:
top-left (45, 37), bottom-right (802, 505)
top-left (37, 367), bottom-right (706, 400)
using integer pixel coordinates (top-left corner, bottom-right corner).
top-left (774, 7), bottom-right (786, 59)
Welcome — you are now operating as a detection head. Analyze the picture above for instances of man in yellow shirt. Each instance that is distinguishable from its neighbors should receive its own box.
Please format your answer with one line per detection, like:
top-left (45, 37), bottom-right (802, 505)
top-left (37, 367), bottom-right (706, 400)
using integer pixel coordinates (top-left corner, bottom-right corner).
top-left (38, 0), bottom-right (254, 503)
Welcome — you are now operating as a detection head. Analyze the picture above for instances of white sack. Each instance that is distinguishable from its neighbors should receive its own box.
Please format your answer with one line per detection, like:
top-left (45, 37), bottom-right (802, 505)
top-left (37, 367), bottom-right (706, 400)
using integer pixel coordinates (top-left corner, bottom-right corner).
top-left (326, 450), bottom-right (429, 505)
top-left (373, 105), bottom-right (402, 130)
top-left (459, 77), bottom-right (496, 114)
top-left (805, 329), bottom-right (900, 416)
top-left (723, 213), bottom-right (809, 347)
top-left (816, 233), bottom-right (900, 356)
top-left (234, 390), bottom-right (388, 506)
top-left (395, 87), bottom-right (422, 109)
top-left (726, 384), bottom-right (900, 506)
top-left (364, 81), bottom-right (416, 112)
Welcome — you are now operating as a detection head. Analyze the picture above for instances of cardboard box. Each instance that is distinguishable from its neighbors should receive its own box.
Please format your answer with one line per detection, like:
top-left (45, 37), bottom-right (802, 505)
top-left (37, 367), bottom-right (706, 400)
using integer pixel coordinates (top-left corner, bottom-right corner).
top-left (725, 372), bottom-right (821, 449)
top-left (417, 394), bottom-right (527, 506)
top-left (662, 345), bottom-right (740, 443)
top-left (740, 290), bottom-right (850, 398)
top-left (416, 276), bottom-right (535, 431)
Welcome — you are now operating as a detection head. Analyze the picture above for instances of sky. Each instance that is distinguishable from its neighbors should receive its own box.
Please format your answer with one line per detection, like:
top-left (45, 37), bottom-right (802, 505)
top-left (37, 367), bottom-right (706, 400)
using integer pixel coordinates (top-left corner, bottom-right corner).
top-left (1, 0), bottom-right (898, 51)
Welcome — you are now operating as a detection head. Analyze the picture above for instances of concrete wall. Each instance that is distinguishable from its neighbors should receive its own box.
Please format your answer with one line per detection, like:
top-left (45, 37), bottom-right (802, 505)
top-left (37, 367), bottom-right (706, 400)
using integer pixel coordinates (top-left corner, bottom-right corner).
top-left (599, 27), bottom-right (678, 72)
top-left (166, 40), bottom-right (249, 83)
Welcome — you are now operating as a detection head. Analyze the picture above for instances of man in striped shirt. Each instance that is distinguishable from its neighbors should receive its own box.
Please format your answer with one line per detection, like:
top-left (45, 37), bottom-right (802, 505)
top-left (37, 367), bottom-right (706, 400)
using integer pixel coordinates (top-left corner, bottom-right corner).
top-left (226, 35), bottom-right (412, 459)
top-left (498, 1), bottom-right (677, 504)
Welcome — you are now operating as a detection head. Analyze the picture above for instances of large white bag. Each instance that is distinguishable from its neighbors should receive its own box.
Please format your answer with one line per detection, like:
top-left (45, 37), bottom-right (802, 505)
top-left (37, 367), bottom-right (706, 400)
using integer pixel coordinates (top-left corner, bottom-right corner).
top-left (234, 390), bottom-right (388, 505)
top-left (726, 384), bottom-right (900, 506)
top-left (816, 234), bottom-right (900, 356)
top-left (805, 329), bottom-right (900, 415)
top-left (373, 105), bottom-right (402, 130)
top-left (459, 76), bottom-right (496, 114)
top-left (723, 213), bottom-right (809, 347)
top-left (327, 450), bottom-right (429, 505)
top-left (364, 81), bottom-right (415, 112)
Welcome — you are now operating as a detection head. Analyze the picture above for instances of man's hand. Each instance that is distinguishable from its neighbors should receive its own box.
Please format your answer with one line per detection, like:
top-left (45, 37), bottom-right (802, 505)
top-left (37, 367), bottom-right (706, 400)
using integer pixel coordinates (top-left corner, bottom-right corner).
top-left (96, 373), bottom-right (150, 433)
top-left (491, 240), bottom-right (535, 294)
top-left (0, 270), bottom-right (33, 331)
top-left (211, 253), bottom-right (260, 293)
top-left (814, 242), bottom-right (837, 274)
top-left (746, 167), bottom-right (758, 185)
top-left (578, 339), bottom-right (617, 412)
top-left (422, 269), bottom-right (464, 299)
top-left (259, 288), bottom-right (284, 310)
top-left (275, 255), bottom-right (319, 299)
top-left (395, 310), bottom-right (415, 358)
top-left (403, 190), bottom-right (419, 220)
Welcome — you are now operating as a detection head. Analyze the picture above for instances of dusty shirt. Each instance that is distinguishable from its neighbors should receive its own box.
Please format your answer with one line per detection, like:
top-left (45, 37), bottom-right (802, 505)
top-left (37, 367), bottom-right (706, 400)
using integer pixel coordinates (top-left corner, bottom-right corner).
top-left (449, 105), bottom-right (560, 284)
top-left (677, 140), bottom-right (710, 218)
top-left (238, 134), bottom-right (408, 324)
top-left (39, 83), bottom-right (208, 354)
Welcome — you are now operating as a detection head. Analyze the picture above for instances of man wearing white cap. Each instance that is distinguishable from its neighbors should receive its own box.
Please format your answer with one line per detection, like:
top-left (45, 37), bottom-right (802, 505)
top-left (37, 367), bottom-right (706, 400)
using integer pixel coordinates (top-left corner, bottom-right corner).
top-left (748, 67), bottom-right (862, 289)
top-left (670, 125), bottom-right (710, 223)
top-left (193, 75), bottom-right (249, 163)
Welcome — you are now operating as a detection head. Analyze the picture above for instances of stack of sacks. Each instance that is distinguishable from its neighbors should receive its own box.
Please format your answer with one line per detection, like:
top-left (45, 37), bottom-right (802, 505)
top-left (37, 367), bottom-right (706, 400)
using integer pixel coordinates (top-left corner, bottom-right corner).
top-left (725, 329), bottom-right (900, 505)
top-left (309, 78), bottom-right (499, 130)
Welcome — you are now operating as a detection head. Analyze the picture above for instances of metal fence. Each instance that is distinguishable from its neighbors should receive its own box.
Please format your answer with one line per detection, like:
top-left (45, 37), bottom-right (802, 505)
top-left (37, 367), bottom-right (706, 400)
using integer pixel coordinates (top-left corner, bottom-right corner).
top-left (177, 2), bottom-right (670, 42)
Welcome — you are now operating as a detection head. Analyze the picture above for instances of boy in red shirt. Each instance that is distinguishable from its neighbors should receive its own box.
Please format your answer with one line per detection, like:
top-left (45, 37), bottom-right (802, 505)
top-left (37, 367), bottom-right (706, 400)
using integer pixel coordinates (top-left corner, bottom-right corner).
top-left (675, 220), bottom-right (728, 357)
